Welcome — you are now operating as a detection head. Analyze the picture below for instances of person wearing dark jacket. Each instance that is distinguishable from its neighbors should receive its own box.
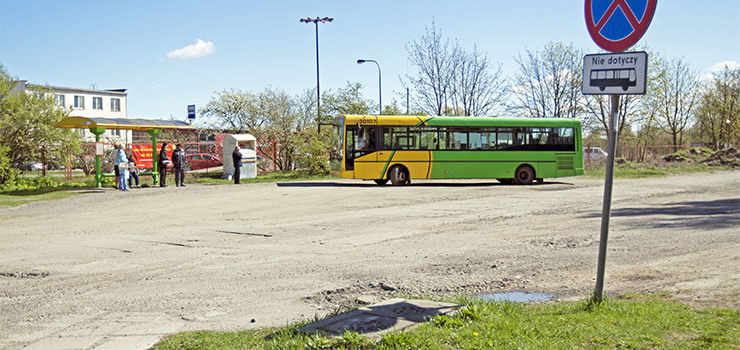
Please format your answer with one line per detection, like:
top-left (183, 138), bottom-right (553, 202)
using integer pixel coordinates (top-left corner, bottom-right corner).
top-left (158, 142), bottom-right (170, 187)
top-left (232, 146), bottom-right (242, 184)
top-left (172, 144), bottom-right (187, 187)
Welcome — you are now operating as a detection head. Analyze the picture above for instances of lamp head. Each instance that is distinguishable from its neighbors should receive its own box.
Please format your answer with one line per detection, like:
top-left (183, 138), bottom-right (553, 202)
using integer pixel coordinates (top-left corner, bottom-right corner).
top-left (357, 59), bottom-right (366, 64)
top-left (300, 16), bottom-right (333, 23)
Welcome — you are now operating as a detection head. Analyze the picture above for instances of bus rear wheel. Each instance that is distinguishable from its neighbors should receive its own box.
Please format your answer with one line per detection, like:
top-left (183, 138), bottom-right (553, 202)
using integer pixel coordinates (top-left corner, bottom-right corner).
top-left (514, 166), bottom-right (535, 185)
top-left (389, 166), bottom-right (410, 186)
top-left (374, 179), bottom-right (389, 185)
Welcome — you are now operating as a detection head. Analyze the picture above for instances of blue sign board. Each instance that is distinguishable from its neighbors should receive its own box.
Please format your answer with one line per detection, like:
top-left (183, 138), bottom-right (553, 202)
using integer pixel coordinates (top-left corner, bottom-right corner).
top-left (187, 104), bottom-right (196, 120)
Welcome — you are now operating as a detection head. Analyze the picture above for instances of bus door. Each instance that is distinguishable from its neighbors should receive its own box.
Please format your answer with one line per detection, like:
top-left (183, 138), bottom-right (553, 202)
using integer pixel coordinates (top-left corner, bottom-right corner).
top-left (346, 125), bottom-right (378, 174)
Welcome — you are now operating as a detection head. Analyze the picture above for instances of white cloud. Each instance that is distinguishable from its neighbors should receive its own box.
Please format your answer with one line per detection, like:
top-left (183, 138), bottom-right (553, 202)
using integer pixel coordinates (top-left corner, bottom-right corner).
top-left (698, 61), bottom-right (740, 83)
top-left (708, 60), bottom-right (740, 72)
top-left (165, 39), bottom-right (216, 60)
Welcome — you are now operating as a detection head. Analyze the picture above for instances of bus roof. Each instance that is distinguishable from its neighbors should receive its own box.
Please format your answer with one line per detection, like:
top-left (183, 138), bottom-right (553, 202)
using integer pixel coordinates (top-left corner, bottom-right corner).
top-left (338, 115), bottom-right (581, 128)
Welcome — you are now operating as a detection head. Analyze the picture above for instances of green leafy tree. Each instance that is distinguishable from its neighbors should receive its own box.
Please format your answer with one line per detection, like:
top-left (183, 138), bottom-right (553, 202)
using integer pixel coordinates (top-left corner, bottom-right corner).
top-left (696, 65), bottom-right (740, 149)
top-left (202, 82), bottom-right (373, 174)
top-left (257, 88), bottom-right (301, 171)
top-left (320, 81), bottom-right (371, 118)
top-left (200, 89), bottom-right (264, 132)
top-left (0, 143), bottom-right (16, 185)
top-left (381, 100), bottom-right (403, 115)
top-left (0, 64), bottom-right (81, 180)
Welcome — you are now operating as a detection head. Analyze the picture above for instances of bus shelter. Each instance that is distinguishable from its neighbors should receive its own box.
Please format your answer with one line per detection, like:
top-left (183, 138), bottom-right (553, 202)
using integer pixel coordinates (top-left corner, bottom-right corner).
top-left (55, 117), bottom-right (195, 187)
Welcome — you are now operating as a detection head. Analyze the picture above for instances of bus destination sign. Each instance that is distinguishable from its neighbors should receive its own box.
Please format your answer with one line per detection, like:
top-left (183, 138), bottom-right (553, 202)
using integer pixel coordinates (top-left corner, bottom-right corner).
top-left (582, 51), bottom-right (647, 95)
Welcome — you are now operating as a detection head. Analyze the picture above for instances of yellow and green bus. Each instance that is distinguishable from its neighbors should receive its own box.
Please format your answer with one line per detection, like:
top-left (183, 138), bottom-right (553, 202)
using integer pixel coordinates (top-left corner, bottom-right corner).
top-left (330, 115), bottom-right (583, 185)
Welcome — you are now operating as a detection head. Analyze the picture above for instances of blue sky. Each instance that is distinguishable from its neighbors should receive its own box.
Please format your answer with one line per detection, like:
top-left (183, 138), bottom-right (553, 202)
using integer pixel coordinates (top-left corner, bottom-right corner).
top-left (1, 0), bottom-right (738, 121)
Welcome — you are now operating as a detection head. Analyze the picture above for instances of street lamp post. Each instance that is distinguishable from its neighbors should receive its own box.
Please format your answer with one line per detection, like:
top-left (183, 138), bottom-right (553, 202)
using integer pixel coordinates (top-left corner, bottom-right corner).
top-left (300, 16), bottom-right (333, 125)
top-left (357, 59), bottom-right (382, 114)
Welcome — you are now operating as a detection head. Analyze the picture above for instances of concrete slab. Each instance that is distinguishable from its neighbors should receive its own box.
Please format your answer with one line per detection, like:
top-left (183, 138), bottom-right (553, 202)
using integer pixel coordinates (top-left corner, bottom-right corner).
top-left (21, 336), bottom-right (99, 350)
top-left (363, 298), bottom-right (463, 322)
top-left (91, 335), bottom-right (162, 350)
top-left (300, 298), bottom-right (463, 338)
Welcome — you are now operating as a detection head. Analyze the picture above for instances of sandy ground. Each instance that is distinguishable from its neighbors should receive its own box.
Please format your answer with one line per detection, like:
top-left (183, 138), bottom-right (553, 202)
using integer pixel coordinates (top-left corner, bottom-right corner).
top-left (1, 171), bottom-right (738, 349)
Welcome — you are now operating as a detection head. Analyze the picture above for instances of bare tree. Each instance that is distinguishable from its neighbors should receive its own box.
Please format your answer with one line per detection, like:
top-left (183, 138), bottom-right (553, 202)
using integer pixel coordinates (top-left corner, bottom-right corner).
top-left (510, 42), bottom-right (583, 119)
top-left (647, 57), bottom-right (701, 146)
top-left (450, 46), bottom-right (508, 116)
top-left (404, 21), bottom-right (507, 116)
top-left (404, 21), bottom-right (456, 116)
top-left (583, 95), bottom-right (642, 138)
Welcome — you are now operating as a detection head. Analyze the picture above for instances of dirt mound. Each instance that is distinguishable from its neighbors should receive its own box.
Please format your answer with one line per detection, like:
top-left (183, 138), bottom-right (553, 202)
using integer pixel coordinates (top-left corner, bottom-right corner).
top-left (664, 148), bottom-right (713, 162)
top-left (704, 148), bottom-right (740, 167)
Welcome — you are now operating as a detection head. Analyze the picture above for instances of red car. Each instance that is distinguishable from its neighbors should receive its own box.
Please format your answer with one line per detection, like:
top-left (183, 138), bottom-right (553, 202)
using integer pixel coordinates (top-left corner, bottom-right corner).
top-left (186, 153), bottom-right (223, 170)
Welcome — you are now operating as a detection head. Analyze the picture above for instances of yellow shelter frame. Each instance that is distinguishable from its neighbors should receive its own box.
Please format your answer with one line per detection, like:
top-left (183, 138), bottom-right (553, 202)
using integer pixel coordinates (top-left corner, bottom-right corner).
top-left (55, 117), bottom-right (195, 187)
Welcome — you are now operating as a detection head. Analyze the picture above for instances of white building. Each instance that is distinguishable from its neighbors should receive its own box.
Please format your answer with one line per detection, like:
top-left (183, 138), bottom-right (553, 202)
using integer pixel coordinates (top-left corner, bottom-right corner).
top-left (12, 81), bottom-right (130, 144)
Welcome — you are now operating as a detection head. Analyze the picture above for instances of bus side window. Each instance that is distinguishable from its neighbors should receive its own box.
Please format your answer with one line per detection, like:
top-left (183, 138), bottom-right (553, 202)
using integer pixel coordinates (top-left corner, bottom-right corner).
top-left (384, 126), bottom-right (407, 150)
top-left (496, 129), bottom-right (514, 150)
top-left (443, 127), bottom-right (467, 150)
top-left (437, 129), bottom-right (448, 150)
top-left (415, 127), bottom-right (437, 150)
top-left (552, 127), bottom-right (575, 151)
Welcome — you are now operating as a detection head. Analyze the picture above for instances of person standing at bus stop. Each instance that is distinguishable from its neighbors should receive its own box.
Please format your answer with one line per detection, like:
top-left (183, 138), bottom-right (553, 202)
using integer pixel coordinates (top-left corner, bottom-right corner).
top-left (158, 142), bottom-right (170, 187)
top-left (111, 144), bottom-right (122, 189)
top-left (116, 146), bottom-right (129, 191)
top-left (172, 144), bottom-right (187, 187)
top-left (232, 146), bottom-right (242, 184)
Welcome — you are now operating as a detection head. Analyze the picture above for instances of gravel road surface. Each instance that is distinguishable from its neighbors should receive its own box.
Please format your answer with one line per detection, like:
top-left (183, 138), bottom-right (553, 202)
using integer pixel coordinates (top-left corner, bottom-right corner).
top-left (1, 171), bottom-right (738, 349)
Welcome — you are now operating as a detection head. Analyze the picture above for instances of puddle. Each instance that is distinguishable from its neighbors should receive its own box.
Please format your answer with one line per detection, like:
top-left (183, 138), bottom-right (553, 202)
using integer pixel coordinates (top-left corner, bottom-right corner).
top-left (476, 291), bottom-right (554, 302)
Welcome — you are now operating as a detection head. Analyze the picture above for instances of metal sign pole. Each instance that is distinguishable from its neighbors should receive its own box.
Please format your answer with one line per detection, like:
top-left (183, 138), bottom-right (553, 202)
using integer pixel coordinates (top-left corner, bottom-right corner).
top-left (594, 94), bottom-right (620, 303)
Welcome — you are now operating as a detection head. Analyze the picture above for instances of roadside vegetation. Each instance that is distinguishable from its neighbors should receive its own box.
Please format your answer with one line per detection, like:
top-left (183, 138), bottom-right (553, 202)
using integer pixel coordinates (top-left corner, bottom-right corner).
top-left (585, 163), bottom-right (726, 179)
top-left (0, 171), bottom-right (334, 207)
top-left (152, 294), bottom-right (739, 350)
top-left (583, 147), bottom-right (737, 178)
top-left (0, 188), bottom-right (81, 208)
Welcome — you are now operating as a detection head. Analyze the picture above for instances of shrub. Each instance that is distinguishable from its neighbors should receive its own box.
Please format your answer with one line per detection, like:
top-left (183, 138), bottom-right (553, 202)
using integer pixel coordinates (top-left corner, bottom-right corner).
top-left (0, 144), bottom-right (18, 185)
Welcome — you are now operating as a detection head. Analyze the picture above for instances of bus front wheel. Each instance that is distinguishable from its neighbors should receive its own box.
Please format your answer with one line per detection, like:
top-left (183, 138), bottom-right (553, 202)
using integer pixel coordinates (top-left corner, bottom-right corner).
top-left (374, 179), bottom-right (389, 185)
top-left (390, 166), bottom-right (410, 186)
top-left (514, 166), bottom-right (535, 185)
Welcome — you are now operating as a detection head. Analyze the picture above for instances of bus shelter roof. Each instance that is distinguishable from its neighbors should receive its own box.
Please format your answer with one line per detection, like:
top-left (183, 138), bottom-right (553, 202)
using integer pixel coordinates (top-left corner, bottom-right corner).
top-left (55, 116), bottom-right (195, 131)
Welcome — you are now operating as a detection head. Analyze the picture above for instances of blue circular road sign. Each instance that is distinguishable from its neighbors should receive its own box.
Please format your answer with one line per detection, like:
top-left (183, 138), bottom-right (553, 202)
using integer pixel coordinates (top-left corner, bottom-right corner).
top-left (585, 0), bottom-right (657, 52)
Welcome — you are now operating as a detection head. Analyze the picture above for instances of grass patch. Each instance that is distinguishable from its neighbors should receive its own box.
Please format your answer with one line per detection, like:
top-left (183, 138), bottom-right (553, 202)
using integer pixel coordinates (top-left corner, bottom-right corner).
top-left (152, 294), bottom-right (739, 350)
top-left (585, 162), bottom-right (726, 179)
top-left (0, 189), bottom-right (81, 208)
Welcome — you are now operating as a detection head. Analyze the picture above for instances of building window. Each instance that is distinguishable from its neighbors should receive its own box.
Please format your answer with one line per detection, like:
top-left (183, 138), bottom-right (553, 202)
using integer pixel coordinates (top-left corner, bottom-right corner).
top-left (55, 94), bottom-right (65, 107)
top-left (74, 95), bottom-right (85, 109)
top-left (93, 97), bottom-right (103, 110)
top-left (111, 98), bottom-right (121, 111)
